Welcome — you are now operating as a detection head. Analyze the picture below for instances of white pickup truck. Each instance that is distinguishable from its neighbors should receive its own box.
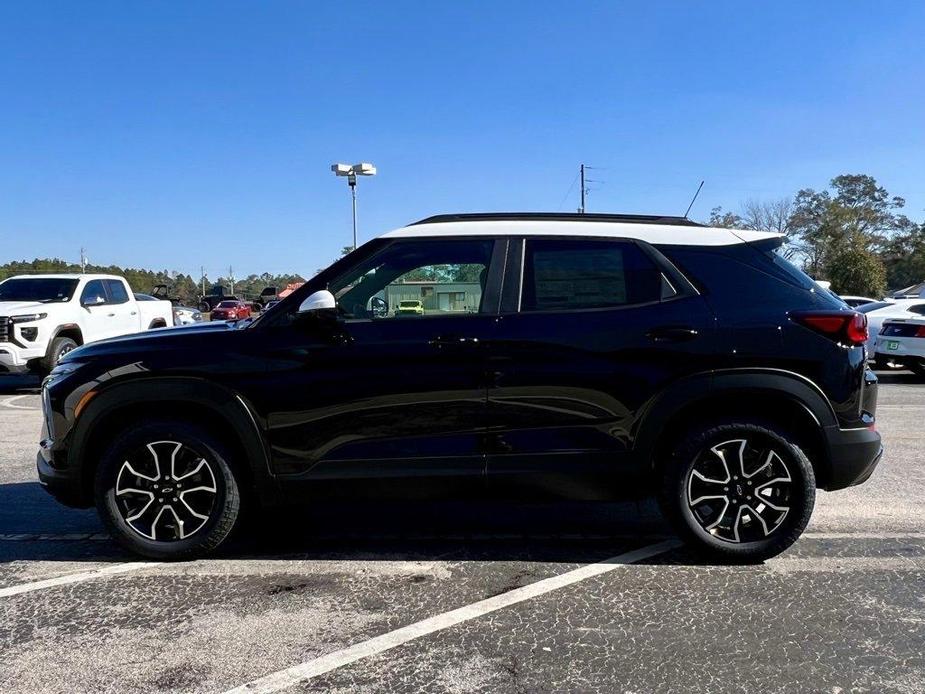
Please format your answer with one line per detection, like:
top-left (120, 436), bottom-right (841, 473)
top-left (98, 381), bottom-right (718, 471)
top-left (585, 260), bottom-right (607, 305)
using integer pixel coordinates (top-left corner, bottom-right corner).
top-left (0, 274), bottom-right (174, 374)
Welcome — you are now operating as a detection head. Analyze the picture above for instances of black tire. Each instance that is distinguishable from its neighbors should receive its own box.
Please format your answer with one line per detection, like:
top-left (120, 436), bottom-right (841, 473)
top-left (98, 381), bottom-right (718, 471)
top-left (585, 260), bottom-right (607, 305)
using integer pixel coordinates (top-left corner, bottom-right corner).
top-left (873, 354), bottom-right (892, 371)
top-left (198, 301), bottom-right (210, 313)
top-left (94, 420), bottom-right (242, 560)
top-left (658, 421), bottom-right (815, 563)
top-left (40, 336), bottom-right (78, 373)
top-left (908, 360), bottom-right (925, 377)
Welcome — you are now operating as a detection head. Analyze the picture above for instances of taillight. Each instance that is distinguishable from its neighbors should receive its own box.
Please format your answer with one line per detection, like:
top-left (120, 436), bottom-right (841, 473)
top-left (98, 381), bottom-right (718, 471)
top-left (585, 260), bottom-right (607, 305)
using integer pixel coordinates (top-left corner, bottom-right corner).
top-left (790, 310), bottom-right (868, 346)
top-left (916, 326), bottom-right (925, 338)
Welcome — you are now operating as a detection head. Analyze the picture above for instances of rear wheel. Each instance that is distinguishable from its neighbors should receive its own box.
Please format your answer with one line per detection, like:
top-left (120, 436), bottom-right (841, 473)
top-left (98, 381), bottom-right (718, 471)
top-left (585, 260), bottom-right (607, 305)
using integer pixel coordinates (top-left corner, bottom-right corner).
top-left (658, 421), bottom-right (815, 562)
top-left (94, 421), bottom-right (242, 559)
top-left (907, 360), bottom-right (925, 377)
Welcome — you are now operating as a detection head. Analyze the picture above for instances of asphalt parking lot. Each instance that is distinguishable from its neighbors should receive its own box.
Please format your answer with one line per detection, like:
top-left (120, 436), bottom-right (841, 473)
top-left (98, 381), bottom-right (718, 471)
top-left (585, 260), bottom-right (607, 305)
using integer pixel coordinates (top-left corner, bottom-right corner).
top-left (1, 374), bottom-right (923, 693)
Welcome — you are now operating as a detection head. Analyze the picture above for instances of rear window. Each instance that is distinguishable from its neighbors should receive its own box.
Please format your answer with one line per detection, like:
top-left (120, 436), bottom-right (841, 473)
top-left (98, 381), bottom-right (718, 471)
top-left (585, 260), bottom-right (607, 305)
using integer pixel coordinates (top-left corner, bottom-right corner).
top-left (217, 301), bottom-right (238, 308)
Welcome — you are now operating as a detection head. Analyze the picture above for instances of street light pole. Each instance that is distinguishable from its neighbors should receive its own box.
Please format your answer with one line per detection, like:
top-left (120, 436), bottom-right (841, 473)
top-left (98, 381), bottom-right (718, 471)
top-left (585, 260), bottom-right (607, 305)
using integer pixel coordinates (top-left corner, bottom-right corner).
top-left (349, 173), bottom-right (358, 251)
top-left (332, 163), bottom-right (376, 251)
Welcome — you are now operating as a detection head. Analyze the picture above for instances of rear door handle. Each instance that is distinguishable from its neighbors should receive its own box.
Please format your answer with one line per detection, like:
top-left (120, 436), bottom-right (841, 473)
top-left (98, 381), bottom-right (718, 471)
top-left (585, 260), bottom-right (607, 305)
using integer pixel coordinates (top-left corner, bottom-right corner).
top-left (647, 326), bottom-right (699, 343)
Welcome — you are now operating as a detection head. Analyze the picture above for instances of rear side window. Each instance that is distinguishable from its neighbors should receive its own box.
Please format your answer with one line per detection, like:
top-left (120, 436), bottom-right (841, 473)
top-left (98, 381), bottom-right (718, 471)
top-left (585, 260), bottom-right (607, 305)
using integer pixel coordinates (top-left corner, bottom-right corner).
top-left (909, 304), bottom-right (925, 316)
top-left (105, 280), bottom-right (129, 304)
top-left (521, 239), bottom-right (663, 312)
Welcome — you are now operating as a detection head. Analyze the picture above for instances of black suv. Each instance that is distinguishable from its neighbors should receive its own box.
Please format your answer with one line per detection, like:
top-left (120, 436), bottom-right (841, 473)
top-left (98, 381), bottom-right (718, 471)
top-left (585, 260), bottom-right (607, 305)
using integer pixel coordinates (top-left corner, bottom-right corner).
top-left (37, 213), bottom-right (882, 561)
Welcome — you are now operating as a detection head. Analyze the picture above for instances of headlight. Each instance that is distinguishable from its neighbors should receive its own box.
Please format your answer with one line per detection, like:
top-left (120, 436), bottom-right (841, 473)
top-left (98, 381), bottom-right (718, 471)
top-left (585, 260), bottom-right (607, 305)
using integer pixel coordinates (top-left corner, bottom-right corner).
top-left (48, 362), bottom-right (81, 378)
top-left (10, 313), bottom-right (47, 323)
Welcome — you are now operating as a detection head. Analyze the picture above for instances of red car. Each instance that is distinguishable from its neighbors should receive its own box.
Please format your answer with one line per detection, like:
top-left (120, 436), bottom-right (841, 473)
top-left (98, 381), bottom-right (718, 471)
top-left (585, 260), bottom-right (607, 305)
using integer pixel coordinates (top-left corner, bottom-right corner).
top-left (210, 300), bottom-right (252, 321)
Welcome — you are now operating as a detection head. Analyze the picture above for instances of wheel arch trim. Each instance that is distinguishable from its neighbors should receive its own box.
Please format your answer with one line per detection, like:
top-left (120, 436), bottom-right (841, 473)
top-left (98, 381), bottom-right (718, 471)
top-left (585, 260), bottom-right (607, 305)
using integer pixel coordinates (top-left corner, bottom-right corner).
top-left (68, 376), bottom-right (276, 503)
top-left (633, 367), bottom-right (838, 468)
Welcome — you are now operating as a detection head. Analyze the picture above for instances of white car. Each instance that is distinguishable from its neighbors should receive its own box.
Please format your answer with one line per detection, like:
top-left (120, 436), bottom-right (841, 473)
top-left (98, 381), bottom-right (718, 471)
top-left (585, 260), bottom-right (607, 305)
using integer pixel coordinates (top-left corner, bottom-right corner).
top-left (857, 298), bottom-right (925, 353)
top-left (874, 317), bottom-right (925, 376)
top-left (839, 295), bottom-right (878, 308)
top-left (135, 294), bottom-right (203, 325)
top-left (0, 274), bottom-right (174, 374)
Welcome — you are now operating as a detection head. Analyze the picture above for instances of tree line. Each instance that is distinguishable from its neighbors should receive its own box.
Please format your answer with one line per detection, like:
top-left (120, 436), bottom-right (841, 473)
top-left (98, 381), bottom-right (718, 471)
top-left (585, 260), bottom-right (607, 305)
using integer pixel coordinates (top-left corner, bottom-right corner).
top-left (708, 173), bottom-right (925, 296)
top-left (2, 173), bottom-right (921, 302)
top-left (0, 258), bottom-right (305, 307)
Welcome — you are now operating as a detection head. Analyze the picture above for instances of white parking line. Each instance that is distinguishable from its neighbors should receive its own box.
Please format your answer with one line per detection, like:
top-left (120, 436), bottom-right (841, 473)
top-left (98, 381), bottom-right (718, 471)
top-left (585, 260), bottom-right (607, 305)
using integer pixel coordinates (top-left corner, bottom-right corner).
top-left (223, 539), bottom-right (680, 694)
top-left (0, 394), bottom-right (39, 410)
top-left (0, 561), bottom-right (161, 599)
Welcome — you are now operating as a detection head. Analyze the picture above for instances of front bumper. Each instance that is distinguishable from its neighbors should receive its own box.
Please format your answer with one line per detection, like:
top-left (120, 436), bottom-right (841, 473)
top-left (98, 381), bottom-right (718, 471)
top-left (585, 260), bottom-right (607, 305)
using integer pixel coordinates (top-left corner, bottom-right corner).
top-left (822, 424), bottom-right (883, 491)
top-left (36, 444), bottom-right (88, 508)
top-left (0, 343), bottom-right (43, 371)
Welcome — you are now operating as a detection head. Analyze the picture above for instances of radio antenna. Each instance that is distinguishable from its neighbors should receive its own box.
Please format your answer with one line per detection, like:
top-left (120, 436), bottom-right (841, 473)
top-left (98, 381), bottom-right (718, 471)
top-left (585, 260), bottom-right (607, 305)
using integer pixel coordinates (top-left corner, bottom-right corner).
top-left (683, 180), bottom-right (705, 219)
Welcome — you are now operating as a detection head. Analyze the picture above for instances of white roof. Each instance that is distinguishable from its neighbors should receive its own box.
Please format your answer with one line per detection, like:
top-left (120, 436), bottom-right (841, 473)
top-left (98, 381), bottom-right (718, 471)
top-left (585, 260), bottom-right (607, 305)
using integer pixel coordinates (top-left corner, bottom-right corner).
top-left (380, 219), bottom-right (781, 247)
top-left (3, 273), bottom-right (123, 281)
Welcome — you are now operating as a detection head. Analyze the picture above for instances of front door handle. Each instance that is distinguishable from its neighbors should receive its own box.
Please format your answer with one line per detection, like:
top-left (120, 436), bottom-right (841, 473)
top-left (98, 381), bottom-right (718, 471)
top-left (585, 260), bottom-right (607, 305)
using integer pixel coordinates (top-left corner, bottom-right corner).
top-left (647, 326), bottom-right (699, 343)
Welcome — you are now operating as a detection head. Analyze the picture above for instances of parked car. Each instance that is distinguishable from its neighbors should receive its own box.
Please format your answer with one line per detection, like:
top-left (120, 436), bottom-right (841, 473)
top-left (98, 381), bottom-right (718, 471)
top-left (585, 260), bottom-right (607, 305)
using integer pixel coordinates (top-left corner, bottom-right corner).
top-left (37, 212), bottom-right (882, 562)
top-left (874, 318), bottom-right (925, 376)
top-left (395, 299), bottom-right (425, 315)
top-left (173, 306), bottom-right (203, 325)
top-left (856, 299), bottom-right (925, 354)
top-left (0, 274), bottom-right (173, 374)
top-left (839, 295), bottom-right (878, 308)
top-left (198, 286), bottom-right (237, 313)
top-left (210, 300), bottom-right (251, 321)
top-left (252, 286), bottom-right (279, 312)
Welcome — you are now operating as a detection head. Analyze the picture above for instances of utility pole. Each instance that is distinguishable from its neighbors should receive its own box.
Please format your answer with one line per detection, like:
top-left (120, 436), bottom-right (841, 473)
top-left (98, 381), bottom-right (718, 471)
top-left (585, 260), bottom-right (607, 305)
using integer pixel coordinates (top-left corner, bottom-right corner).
top-left (579, 164), bottom-right (586, 214)
top-left (201, 266), bottom-right (206, 297)
top-left (80, 247), bottom-right (87, 273)
top-left (228, 266), bottom-right (235, 296)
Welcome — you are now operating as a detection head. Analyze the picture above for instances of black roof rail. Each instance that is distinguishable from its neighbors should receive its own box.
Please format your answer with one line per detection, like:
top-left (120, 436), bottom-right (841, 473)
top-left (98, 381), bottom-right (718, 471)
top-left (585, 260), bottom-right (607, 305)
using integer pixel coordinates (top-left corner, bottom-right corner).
top-left (409, 212), bottom-right (704, 227)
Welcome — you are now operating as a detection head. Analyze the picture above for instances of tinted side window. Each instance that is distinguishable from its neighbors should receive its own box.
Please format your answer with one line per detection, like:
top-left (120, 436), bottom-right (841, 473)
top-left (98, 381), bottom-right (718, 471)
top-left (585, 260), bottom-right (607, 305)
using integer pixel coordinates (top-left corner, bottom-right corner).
top-left (331, 239), bottom-right (494, 320)
top-left (80, 280), bottom-right (108, 305)
top-left (909, 304), bottom-right (925, 316)
top-left (106, 280), bottom-right (129, 304)
top-left (521, 239), bottom-right (662, 311)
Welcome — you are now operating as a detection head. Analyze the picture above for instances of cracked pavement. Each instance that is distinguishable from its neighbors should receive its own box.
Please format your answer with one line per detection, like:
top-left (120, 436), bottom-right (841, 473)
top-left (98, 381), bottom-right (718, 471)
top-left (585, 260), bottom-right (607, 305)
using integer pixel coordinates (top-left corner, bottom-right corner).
top-left (0, 372), bottom-right (923, 693)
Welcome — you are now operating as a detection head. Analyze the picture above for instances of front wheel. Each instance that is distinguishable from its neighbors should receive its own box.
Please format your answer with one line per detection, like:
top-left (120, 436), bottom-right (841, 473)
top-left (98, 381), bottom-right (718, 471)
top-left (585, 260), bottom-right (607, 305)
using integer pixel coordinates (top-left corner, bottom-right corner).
top-left (95, 421), bottom-right (242, 559)
top-left (658, 422), bottom-right (815, 562)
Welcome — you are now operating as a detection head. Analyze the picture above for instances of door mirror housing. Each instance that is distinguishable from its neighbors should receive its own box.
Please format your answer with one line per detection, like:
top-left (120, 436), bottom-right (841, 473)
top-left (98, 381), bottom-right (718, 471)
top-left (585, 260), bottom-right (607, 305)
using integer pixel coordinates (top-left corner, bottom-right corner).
top-left (298, 290), bottom-right (336, 314)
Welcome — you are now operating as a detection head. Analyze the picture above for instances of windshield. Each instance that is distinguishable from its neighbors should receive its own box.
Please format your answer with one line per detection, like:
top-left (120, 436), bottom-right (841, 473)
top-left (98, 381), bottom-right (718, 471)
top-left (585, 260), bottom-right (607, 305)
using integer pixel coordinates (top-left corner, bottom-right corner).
top-left (217, 301), bottom-right (238, 308)
top-left (0, 277), bottom-right (79, 303)
top-left (399, 301), bottom-right (419, 307)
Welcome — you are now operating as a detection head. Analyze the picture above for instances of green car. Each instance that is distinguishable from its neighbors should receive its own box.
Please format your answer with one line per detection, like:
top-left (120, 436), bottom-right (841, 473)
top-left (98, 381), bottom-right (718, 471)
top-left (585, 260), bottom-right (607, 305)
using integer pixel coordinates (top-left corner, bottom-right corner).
top-left (395, 300), bottom-right (425, 316)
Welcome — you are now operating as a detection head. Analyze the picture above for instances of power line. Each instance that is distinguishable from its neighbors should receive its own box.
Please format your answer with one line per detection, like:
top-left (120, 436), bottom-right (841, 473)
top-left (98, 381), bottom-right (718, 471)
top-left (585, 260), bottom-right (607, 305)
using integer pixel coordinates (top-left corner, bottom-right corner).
top-left (557, 170), bottom-right (581, 211)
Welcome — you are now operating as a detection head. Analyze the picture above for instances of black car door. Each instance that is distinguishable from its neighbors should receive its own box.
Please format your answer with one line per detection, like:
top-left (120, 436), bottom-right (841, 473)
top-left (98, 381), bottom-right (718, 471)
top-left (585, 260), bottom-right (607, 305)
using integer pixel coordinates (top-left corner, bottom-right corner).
top-left (255, 237), bottom-right (505, 491)
top-left (485, 236), bottom-right (714, 498)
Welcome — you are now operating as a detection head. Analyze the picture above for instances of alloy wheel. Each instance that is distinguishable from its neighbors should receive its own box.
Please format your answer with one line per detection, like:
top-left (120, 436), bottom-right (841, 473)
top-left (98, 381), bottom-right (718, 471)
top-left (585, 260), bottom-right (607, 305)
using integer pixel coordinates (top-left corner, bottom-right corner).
top-left (115, 440), bottom-right (218, 541)
top-left (686, 438), bottom-right (793, 543)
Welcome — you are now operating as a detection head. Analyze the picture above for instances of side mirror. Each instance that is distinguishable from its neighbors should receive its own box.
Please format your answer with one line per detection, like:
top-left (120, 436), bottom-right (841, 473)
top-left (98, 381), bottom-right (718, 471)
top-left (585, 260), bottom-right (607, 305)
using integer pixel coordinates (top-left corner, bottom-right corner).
top-left (369, 296), bottom-right (388, 318)
top-left (298, 289), bottom-right (336, 314)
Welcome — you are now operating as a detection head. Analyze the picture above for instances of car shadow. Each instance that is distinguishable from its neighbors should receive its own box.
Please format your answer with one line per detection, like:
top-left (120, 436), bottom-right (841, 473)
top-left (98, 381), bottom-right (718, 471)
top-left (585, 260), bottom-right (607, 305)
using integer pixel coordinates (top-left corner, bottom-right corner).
top-left (1, 480), bottom-right (693, 565)
top-left (0, 374), bottom-right (42, 395)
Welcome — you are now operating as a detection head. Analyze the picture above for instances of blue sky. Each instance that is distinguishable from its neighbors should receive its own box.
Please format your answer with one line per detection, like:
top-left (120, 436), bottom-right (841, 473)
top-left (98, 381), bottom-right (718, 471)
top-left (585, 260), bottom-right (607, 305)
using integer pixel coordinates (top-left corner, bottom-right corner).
top-left (2, 1), bottom-right (924, 279)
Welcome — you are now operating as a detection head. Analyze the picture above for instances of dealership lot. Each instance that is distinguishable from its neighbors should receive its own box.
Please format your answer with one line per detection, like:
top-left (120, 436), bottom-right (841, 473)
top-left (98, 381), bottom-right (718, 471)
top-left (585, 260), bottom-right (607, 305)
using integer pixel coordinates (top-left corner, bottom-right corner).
top-left (1, 374), bottom-right (923, 693)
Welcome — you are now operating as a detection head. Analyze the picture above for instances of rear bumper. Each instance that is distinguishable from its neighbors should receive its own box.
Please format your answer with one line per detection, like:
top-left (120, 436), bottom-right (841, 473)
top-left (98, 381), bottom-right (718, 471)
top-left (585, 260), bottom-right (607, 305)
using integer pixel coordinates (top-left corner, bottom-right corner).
top-left (822, 424), bottom-right (883, 491)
